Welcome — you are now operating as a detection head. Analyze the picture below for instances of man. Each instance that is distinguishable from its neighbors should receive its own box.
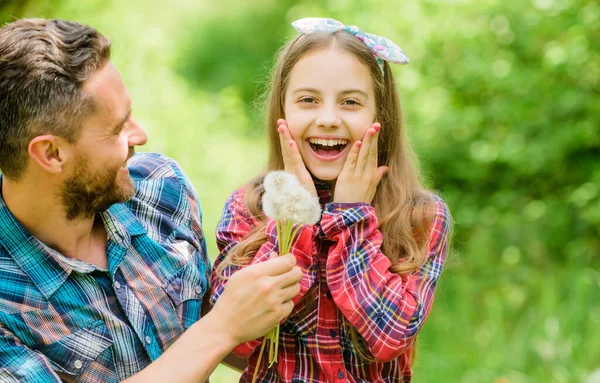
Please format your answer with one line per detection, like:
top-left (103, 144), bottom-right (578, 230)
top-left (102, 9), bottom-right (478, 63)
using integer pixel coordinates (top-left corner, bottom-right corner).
top-left (0, 18), bottom-right (301, 382)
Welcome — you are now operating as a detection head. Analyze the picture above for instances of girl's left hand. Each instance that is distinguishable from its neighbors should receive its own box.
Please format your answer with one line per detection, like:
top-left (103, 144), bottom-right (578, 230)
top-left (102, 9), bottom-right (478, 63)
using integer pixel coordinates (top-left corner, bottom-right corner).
top-left (333, 122), bottom-right (389, 204)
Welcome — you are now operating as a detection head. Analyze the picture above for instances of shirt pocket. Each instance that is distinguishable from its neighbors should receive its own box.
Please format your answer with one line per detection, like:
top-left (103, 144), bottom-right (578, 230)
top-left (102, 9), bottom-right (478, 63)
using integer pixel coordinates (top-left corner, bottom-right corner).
top-left (161, 250), bottom-right (206, 330)
top-left (36, 319), bottom-right (115, 380)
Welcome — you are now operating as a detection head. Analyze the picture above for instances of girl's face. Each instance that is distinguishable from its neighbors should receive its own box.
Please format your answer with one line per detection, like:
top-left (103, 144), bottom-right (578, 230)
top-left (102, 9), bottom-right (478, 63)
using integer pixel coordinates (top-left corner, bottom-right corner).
top-left (283, 47), bottom-right (376, 184)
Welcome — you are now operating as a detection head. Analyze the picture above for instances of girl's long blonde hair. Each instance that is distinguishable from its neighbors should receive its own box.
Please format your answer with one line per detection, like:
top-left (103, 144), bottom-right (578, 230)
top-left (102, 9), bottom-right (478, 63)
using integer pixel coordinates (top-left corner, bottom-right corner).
top-left (217, 31), bottom-right (437, 361)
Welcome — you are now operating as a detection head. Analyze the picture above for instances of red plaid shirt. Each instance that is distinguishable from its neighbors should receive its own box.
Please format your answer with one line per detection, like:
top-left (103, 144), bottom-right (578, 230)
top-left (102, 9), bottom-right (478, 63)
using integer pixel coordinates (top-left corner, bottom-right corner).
top-left (211, 183), bottom-right (450, 383)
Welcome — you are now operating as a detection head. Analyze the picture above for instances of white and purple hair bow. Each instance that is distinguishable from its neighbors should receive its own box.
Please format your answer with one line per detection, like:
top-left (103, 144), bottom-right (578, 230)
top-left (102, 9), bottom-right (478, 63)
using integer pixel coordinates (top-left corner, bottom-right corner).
top-left (291, 17), bottom-right (409, 75)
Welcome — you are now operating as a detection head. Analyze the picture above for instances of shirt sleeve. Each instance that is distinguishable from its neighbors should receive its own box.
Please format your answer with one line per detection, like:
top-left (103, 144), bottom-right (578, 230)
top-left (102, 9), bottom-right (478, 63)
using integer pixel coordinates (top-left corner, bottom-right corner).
top-left (210, 187), bottom-right (318, 357)
top-left (321, 197), bottom-right (450, 362)
top-left (0, 323), bottom-right (61, 383)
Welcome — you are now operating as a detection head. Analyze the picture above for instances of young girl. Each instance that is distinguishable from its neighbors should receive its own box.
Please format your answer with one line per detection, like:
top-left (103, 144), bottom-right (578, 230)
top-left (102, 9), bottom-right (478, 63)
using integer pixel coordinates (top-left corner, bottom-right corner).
top-left (211, 17), bottom-right (451, 383)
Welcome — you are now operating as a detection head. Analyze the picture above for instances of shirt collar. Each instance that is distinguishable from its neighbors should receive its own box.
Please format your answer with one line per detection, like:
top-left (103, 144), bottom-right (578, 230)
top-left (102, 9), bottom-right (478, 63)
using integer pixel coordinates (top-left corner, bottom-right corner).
top-left (102, 202), bottom-right (147, 274)
top-left (314, 179), bottom-right (333, 206)
top-left (0, 177), bottom-right (147, 298)
top-left (103, 202), bottom-right (147, 247)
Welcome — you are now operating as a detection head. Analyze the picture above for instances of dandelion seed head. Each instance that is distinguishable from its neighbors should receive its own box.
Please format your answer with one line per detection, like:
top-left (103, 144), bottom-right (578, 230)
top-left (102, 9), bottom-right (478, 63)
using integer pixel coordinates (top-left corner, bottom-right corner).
top-left (262, 171), bottom-right (321, 224)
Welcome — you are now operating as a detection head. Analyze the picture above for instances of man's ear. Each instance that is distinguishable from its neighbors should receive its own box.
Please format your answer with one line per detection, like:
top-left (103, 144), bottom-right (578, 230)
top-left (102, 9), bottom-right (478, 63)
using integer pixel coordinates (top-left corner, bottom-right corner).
top-left (28, 135), bottom-right (71, 174)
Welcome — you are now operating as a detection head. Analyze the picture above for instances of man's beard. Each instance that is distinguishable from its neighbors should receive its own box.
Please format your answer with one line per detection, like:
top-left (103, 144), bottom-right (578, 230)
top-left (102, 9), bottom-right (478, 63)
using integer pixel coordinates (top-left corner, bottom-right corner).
top-left (60, 151), bottom-right (135, 221)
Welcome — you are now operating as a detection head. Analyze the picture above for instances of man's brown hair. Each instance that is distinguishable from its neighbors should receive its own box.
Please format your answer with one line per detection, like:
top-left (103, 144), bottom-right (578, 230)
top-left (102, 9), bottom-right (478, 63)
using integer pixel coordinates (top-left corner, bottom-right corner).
top-left (0, 18), bottom-right (111, 180)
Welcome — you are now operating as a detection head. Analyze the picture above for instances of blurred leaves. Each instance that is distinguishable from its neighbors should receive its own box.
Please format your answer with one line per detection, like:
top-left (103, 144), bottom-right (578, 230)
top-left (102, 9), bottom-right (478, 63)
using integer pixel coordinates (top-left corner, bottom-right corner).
top-left (174, 0), bottom-right (297, 131)
top-left (0, 0), bottom-right (63, 24)
top-left (1, 0), bottom-right (599, 382)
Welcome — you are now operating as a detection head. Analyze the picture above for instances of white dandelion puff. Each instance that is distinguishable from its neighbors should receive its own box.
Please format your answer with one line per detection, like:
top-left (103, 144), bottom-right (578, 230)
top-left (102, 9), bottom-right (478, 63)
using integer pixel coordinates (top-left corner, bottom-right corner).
top-left (256, 171), bottom-right (321, 372)
top-left (262, 171), bottom-right (321, 225)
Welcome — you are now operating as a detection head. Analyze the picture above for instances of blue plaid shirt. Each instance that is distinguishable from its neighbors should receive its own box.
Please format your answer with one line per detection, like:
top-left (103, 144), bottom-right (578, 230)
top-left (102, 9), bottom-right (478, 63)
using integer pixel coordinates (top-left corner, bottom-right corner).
top-left (0, 153), bottom-right (210, 382)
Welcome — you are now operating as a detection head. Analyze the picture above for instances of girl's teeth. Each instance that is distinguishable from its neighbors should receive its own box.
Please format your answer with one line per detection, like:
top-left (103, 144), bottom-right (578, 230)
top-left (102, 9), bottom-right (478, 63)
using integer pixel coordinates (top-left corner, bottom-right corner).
top-left (308, 138), bottom-right (348, 146)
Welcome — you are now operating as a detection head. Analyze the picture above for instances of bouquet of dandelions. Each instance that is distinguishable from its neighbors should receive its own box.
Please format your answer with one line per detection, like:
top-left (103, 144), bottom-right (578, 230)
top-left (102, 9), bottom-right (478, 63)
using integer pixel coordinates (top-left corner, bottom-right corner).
top-left (255, 171), bottom-right (321, 374)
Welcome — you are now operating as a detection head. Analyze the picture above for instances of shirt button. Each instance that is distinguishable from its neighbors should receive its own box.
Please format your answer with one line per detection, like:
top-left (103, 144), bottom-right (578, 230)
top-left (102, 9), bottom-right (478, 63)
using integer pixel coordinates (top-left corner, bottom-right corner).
top-left (194, 285), bottom-right (202, 294)
top-left (329, 329), bottom-right (337, 338)
top-left (114, 281), bottom-right (121, 290)
top-left (145, 336), bottom-right (152, 344)
top-left (73, 360), bottom-right (83, 369)
top-left (337, 370), bottom-right (344, 379)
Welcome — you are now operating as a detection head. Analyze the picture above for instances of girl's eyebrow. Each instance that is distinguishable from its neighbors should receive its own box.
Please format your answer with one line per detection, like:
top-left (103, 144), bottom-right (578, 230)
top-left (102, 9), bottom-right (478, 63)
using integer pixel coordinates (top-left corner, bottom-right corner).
top-left (291, 87), bottom-right (321, 94)
top-left (291, 87), bottom-right (368, 98)
top-left (339, 89), bottom-right (369, 98)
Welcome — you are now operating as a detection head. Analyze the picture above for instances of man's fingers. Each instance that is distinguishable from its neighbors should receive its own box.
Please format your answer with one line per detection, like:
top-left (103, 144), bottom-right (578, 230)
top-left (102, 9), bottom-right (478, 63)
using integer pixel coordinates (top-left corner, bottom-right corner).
top-left (279, 300), bottom-right (295, 320)
top-left (258, 253), bottom-right (297, 276)
top-left (276, 264), bottom-right (302, 287)
top-left (279, 280), bottom-right (301, 302)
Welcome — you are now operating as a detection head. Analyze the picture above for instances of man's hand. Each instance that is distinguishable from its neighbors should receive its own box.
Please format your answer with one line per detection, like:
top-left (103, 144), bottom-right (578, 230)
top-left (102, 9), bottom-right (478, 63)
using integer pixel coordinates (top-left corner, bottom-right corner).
top-left (210, 253), bottom-right (302, 345)
top-left (122, 254), bottom-right (300, 383)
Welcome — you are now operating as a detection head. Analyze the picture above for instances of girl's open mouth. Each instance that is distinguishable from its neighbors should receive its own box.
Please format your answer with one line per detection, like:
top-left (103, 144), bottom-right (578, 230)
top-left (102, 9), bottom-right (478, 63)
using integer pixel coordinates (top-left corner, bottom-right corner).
top-left (307, 138), bottom-right (349, 160)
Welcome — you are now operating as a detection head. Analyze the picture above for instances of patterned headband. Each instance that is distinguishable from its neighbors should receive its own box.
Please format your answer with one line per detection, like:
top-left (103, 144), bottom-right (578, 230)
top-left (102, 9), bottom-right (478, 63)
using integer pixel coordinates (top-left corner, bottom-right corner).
top-left (291, 17), bottom-right (409, 75)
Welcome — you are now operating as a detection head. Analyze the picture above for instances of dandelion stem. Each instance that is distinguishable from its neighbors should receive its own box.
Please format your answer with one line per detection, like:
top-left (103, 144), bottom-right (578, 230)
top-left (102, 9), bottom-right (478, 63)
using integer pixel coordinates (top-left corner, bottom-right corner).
top-left (252, 336), bottom-right (268, 383)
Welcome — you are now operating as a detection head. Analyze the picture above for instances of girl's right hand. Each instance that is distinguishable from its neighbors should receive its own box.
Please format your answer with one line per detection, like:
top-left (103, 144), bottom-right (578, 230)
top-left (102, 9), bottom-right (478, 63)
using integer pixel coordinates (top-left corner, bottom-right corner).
top-left (277, 119), bottom-right (318, 197)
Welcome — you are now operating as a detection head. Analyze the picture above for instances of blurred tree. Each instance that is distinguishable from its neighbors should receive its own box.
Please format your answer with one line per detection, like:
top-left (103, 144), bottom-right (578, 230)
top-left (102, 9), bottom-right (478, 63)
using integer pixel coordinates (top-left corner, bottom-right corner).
top-left (174, 0), bottom-right (298, 135)
top-left (0, 0), bottom-right (62, 24)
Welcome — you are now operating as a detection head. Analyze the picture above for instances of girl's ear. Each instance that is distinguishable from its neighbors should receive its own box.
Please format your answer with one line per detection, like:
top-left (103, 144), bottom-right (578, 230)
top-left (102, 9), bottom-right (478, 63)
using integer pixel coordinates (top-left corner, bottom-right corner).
top-left (28, 135), bottom-right (71, 174)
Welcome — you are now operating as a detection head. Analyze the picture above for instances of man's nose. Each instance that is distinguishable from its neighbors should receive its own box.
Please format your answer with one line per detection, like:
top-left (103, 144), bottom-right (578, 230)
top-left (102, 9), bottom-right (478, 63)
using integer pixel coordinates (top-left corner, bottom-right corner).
top-left (128, 116), bottom-right (148, 147)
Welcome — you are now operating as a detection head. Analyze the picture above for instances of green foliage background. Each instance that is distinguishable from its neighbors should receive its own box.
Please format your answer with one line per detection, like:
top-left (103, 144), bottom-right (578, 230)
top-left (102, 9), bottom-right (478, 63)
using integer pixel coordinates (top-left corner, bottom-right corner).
top-left (1, 0), bottom-right (598, 382)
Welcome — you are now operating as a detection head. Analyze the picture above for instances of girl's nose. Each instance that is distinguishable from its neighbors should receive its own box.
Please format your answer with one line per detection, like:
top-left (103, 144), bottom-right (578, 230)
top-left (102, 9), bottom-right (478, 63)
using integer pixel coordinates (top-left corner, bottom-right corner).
top-left (315, 105), bottom-right (342, 129)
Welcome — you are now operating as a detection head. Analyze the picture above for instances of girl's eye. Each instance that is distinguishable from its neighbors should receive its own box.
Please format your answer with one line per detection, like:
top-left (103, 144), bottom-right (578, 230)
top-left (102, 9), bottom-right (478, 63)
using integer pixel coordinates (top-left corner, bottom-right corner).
top-left (343, 99), bottom-right (360, 106)
top-left (299, 97), bottom-right (317, 104)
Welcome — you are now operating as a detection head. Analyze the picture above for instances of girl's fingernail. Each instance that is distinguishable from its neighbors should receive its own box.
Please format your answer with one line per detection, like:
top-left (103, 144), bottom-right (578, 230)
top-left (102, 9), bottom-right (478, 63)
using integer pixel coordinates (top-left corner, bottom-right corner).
top-left (277, 119), bottom-right (286, 126)
top-left (356, 141), bottom-right (362, 148)
top-left (373, 124), bottom-right (381, 132)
